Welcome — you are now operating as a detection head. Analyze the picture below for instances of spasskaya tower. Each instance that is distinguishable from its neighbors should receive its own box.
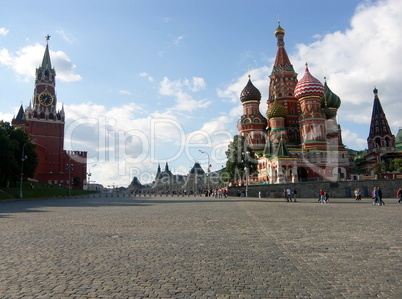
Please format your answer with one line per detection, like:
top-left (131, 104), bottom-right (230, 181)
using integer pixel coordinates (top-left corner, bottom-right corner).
top-left (12, 35), bottom-right (87, 188)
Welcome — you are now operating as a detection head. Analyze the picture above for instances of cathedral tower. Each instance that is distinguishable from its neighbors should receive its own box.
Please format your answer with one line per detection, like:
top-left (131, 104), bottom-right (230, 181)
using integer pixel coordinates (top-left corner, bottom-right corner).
top-left (294, 65), bottom-right (327, 150)
top-left (367, 87), bottom-right (395, 152)
top-left (267, 23), bottom-right (300, 147)
top-left (237, 76), bottom-right (267, 151)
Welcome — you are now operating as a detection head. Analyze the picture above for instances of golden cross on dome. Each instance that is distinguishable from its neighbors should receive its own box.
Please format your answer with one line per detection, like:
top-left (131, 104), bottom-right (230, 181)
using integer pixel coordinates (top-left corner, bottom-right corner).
top-left (303, 52), bottom-right (308, 67)
top-left (248, 65), bottom-right (252, 79)
top-left (45, 34), bottom-right (51, 41)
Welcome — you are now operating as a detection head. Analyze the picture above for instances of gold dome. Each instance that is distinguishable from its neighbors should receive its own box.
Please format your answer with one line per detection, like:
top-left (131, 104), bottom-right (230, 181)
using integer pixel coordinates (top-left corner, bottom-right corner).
top-left (267, 99), bottom-right (287, 119)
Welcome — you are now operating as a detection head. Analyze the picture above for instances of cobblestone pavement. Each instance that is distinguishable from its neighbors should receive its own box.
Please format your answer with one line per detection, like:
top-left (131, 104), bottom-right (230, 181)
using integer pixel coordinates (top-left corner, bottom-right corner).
top-left (0, 195), bottom-right (401, 298)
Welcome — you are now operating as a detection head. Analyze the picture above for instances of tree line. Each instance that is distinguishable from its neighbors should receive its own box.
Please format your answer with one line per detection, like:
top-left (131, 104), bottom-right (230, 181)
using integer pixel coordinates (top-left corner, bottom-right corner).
top-left (0, 121), bottom-right (38, 187)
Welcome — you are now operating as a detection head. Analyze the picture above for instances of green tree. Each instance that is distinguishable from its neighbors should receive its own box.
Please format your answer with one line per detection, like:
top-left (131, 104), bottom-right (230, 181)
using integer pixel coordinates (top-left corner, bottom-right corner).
top-left (389, 158), bottom-right (402, 173)
top-left (73, 176), bottom-right (81, 187)
top-left (0, 121), bottom-right (38, 187)
top-left (372, 162), bottom-right (386, 179)
top-left (224, 135), bottom-right (257, 185)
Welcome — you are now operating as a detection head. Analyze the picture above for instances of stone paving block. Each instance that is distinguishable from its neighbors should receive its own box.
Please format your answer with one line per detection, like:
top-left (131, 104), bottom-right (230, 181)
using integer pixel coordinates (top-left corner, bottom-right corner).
top-left (0, 196), bottom-right (401, 297)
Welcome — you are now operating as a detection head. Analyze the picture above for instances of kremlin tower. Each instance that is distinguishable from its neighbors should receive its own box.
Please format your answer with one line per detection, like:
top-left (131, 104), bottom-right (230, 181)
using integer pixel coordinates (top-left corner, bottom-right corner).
top-left (12, 36), bottom-right (87, 188)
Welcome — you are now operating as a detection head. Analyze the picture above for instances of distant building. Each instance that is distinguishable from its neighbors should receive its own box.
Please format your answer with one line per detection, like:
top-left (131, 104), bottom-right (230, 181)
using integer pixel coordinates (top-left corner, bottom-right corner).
top-left (12, 37), bottom-right (87, 188)
top-left (352, 88), bottom-right (402, 177)
top-left (149, 162), bottom-right (221, 193)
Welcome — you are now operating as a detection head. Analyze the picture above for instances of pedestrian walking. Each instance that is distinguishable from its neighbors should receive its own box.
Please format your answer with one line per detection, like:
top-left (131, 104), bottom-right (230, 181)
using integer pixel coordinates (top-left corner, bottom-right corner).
top-left (377, 187), bottom-right (385, 206)
top-left (286, 188), bottom-right (292, 202)
top-left (293, 189), bottom-right (297, 202)
top-left (319, 189), bottom-right (326, 203)
top-left (354, 188), bottom-right (361, 201)
top-left (325, 192), bottom-right (330, 203)
top-left (372, 187), bottom-right (378, 205)
top-left (396, 188), bottom-right (402, 204)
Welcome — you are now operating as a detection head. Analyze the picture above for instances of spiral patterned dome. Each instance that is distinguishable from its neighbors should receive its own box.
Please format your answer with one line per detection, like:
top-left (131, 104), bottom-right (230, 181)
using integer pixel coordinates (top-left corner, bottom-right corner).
top-left (321, 81), bottom-right (341, 109)
top-left (240, 78), bottom-right (261, 102)
top-left (294, 65), bottom-right (324, 100)
top-left (267, 99), bottom-right (287, 119)
top-left (322, 106), bottom-right (337, 119)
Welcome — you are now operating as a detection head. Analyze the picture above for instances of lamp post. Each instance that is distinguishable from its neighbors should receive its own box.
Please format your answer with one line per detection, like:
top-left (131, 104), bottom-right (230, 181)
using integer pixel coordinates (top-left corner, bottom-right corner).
top-left (87, 163), bottom-right (97, 191)
top-left (244, 151), bottom-right (250, 197)
top-left (199, 150), bottom-right (211, 193)
top-left (19, 140), bottom-right (32, 199)
top-left (66, 158), bottom-right (74, 196)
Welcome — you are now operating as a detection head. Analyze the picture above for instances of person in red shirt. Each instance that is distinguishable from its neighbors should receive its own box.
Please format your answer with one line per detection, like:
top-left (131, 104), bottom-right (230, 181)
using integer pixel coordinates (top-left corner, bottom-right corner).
top-left (396, 188), bottom-right (402, 204)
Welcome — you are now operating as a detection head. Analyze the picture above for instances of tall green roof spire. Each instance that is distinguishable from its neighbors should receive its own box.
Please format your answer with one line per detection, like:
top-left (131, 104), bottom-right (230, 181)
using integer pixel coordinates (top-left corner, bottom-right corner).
top-left (275, 138), bottom-right (290, 158)
top-left (41, 34), bottom-right (52, 69)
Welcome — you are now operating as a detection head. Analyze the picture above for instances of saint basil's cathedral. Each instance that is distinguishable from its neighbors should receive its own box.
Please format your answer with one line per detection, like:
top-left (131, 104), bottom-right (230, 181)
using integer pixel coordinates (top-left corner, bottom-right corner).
top-left (238, 23), bottom-right (402, 184)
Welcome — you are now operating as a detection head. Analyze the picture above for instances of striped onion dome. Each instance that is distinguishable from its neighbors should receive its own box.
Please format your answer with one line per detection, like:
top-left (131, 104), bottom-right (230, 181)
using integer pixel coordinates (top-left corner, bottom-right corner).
top-left (267, 99), bottom-right (287, 119)
top-left (294, 65), bottom-right (324, 100)
top-left (240, 78), bottom-right (261, 102)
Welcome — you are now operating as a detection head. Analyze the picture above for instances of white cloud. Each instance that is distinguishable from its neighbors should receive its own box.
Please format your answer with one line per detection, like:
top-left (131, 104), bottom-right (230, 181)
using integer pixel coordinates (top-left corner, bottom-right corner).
top-left (0, 43), bottom-right (82, 82)
top-left (56, 30), bottom-right (74, 44)
top-left (63, 101), bottom-right (233, 186)
top-left (289, 0), bottom-right (402, 143)
top-left (139, 72), bottom-right (154, 81)
top-left (0, 112), bottom-right (13, 122)
top-left (184, 77), bottom-right (205, 92)
top-left (217, 67), bottom-right (270, 104)
top-left (341, 129), bottom-right (367, 150)
top-left (173, 35), bottom-right (185, 46)
top-left (159, 76), bottom-right (211, 112)
top-left (118, 89), bottom-right (132, 96)
top-left (0, 28), bottom-right (9, 36)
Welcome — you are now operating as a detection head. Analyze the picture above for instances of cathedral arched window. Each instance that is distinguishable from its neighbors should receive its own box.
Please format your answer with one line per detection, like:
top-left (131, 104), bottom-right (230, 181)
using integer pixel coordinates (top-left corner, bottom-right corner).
top-left (375, 138), bottom-right (381, 147)
top-left (385, 137), bottom-right (390, 147)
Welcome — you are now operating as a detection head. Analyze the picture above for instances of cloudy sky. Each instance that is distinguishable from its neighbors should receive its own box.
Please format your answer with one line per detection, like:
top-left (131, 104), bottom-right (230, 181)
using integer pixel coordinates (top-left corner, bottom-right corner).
top-left (1, 0), bottom-right (401, 187)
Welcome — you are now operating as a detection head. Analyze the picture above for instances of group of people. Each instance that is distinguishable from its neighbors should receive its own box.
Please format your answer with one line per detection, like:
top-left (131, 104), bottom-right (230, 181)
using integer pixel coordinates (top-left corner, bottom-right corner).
top-left (318, 189), bottom-right (330, 204)
top-left (284, 188), bottom-right (297, 202)
top-left (354, 188), bottom-right (362, 201)
top-left (371, 187), bottom-right (385, 206)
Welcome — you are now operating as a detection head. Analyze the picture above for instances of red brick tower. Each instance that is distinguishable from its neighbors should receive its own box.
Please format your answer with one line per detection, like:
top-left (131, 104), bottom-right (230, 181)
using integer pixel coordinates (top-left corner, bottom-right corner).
top-left (12, 36), bottom-right (87, 188)
top-left (267, 22), bottom-right (300, 148)
top-left (294, 64), bottom-right (327, 150)
top-left (237, 75), bottom-right (267, 151)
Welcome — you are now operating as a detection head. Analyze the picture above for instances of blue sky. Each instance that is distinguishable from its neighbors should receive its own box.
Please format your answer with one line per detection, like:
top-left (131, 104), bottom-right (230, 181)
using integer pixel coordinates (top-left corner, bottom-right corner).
top-left (1, 0), bottom-right (401, 187)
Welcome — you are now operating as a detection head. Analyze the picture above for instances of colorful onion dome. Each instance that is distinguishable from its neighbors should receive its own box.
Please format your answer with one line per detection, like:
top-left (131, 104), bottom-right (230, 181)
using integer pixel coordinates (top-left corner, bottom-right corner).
top-left (321, 80), bottom-right (341, 109)
top-left (322, 106), bottom-right (337, 119)
top-left (240, 77), bottom-right (261, 102)
top-left (267, 99), bottom-right (287, 119)
top-left (294, 65), bottom-right (324, 100)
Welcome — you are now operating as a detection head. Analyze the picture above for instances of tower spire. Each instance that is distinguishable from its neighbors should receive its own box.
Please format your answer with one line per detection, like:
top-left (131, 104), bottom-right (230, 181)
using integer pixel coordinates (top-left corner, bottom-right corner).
top-left (41, 34), bottom-right (52, 70)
